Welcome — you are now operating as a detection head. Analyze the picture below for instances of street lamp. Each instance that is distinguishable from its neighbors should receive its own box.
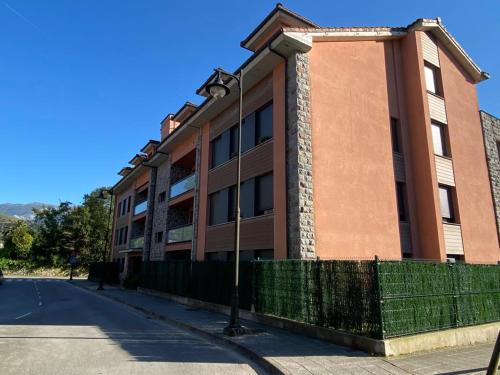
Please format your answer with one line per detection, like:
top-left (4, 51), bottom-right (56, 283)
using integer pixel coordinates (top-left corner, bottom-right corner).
top-left (206, 68), bottom-right (246, 336)
top-left (97, 188), bottom-right (113, 291)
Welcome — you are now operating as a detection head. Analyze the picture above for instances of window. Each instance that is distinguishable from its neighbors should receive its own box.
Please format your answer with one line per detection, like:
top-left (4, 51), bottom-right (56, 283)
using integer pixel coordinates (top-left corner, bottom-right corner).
top-left (209, 189), bottom-right (229, 225)
top-left (118, 228), bottom-right (123, 245)
top-left (114, 229), bottom-right (119, 245)
top-left (256, 103), bottom-right (273, 145)
top-left (125, 226), bottom-right (129, 244)
top-left (127, 196), bottom-right (131, 212)
top-left (158, 191), bottom-right (166, 203)
top-left (229, 126), bottom-right (239, 158)
top-left (155, 231), bottom-right (163, 243)
top-left (396, 182), bottom-right (407, 221)
top-left (424, 64), bottom-right (441, 96)
top-left (210, 102), bottom-right (273, 168)
top-left (439, 186), bottom-right (455, 223)
top-left (390, 118), bottom-right (402, 153)
top-left (255, 173), bottom-right (273, 215)
top-left (211, 131), bottom-right (230, 168)
top-left (228, 186), bottom-right (237, 222)
top-left (431, 122), bottom-right (448, 156)
top-left (117, 202), bottom-right (122, 217)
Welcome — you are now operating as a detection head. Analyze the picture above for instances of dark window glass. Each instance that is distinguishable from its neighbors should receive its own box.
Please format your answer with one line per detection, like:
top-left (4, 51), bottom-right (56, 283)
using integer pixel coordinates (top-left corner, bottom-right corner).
top-left (390, 118), bottom-right (402, 153)
top-left (240, 179), bottom-right (255, 218)
top-left (229, 125), bottom-right (239, 159)
top-left (124, 226), bottom-right (128, 244)
top-left (117, 202), bottom-right (122, 217)
top-left (114, 230), bottom-right (119, 246)
top-left (155, 231), bottom-right (163, 243)
top-left (256, 103), bottom-right (273, 144)
top-left (241, 113), bottom-right (256, 153)
top-left (256, 173), bottom-right (273, 215)
top-left (127, 197), bottom-right (131, 212)
top-left (439, 186), bottom-right (455, 223)
top-left (228, 185), bottom-right (237, 222)
top-left (211, 131), bottom-right (230, 168)
top-left (209, 189), bottom-right (229, 225)
top-left (118, 228), bottom-right (123, 245)
top-left (158, 191), bottom-right (166, 203)
top-left (396, 182), bottom-right (407, 221)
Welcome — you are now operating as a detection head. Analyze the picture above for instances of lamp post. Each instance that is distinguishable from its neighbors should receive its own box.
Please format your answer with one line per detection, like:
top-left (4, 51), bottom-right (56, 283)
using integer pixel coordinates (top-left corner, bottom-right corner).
top-left (206, 68), bottom-right (246, 336)
top-left (97, 188), bottom-right (113, 291)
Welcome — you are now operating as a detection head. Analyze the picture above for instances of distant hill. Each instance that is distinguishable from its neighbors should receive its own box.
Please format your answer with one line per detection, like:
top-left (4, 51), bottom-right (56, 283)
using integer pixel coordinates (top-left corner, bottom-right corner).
top-left (0, 203), bottom-right (53, 220)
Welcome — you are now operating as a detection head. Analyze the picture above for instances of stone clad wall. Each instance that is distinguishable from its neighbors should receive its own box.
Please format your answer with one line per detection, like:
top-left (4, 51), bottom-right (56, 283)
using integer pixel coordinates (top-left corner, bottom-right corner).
top-left (143, 167), bottom-right (157, 261)
top-left (480, 110), bottom-right (500, 238)
top-left (149, 160), bottom-right (171, 261)
top-left (286, 52), bottom-right (316, 259)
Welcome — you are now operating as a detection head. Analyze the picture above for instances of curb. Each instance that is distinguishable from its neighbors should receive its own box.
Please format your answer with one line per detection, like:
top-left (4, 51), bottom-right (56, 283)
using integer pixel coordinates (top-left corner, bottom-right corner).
top-left (68, 281), bottom-right (285, 375)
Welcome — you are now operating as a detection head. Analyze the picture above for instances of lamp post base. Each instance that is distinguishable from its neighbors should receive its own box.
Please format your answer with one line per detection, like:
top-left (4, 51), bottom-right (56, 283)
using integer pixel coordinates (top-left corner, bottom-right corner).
top-left (223, 324), bottom-right (249, 337)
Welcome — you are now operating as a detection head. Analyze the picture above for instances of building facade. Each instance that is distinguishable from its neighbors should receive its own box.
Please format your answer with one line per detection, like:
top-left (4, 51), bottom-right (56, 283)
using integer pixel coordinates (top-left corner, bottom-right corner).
top-left (110, 5), bottom-right (500, 278)
top-left (480, 111), bottom-right (500, 240)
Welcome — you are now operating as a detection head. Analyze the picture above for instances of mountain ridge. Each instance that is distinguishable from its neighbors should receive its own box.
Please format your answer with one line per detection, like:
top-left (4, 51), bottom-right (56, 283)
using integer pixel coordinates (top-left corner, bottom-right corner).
top-left (0, 202), bottom-right (53, 220)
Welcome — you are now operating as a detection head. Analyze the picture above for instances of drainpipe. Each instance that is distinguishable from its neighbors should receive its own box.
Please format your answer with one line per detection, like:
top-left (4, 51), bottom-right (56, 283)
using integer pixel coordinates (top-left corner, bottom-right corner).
top-left (268, 43), bottom-right (290, 259)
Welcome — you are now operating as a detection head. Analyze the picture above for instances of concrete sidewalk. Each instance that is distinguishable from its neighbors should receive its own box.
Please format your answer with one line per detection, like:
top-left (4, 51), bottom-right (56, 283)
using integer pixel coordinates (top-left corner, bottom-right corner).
top-left (70, 280), bottom-right (496, 375)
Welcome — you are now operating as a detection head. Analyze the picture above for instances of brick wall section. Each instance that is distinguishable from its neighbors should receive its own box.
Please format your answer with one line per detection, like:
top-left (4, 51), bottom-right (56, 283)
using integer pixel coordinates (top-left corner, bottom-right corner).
top-left (480, 110), bottom-right (500, 238)
top-left (191, 133), bottom-right (202, 260)
top-left (143, 167), bottom-right (157, 261)
top-left (149, 160), bottom-right (171, 261)
top-left (286, 52), bottom-right (316, 259)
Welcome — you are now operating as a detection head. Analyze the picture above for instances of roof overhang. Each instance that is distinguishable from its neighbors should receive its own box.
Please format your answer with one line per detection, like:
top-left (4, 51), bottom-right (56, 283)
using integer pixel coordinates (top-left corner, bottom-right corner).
top-left (408, 18), bottom-right (489, 82)
top-left (155, 31), bottom-right (312, 158)
top-left (118, 167), bottom-right (132, 177)
top-left (241, 3), bottom-right (318, 51)
top-left (173, 102), bottom-right (198, 123)
top-left (140, 140), bottom-right (159, 153)
top-left (128, 153), bottom-right (147, 166)
top-left (112, 163), bottom-right (149, 193)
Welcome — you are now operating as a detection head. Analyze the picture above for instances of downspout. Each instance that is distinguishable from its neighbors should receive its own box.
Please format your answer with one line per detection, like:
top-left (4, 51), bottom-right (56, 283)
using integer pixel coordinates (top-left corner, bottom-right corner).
top-left (268, 42), bottom-right (290, 259)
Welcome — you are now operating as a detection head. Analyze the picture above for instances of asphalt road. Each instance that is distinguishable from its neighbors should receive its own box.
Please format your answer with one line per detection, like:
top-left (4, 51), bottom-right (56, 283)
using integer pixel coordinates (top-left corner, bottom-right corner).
top-left (0, 277), bottom-right (261, 375)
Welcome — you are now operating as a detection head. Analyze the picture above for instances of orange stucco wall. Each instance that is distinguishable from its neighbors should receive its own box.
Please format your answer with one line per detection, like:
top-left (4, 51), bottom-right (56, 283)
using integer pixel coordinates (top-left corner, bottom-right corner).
top-left (309, 40), bottom-right (402, 260)
top-left (272, 61), bottom-right (287, 259)
top-left (438, 45), bottom-right (500, 263)
top-left (400, 31), bottom-right (446, 261)
top-left (171, 132), bottom-right (198, 164)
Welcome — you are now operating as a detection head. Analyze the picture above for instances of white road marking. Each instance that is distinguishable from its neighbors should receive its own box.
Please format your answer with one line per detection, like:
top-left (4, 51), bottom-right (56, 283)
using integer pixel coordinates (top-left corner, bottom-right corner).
top-left (34, 281), bottom-right (43, 307)
top-left (15, 312), bottom-right (32, 320)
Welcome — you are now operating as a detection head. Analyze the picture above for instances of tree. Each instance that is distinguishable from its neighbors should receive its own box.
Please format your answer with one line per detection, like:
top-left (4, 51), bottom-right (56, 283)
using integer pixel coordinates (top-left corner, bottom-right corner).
top-left (2, 220), bottom-right (33, 259)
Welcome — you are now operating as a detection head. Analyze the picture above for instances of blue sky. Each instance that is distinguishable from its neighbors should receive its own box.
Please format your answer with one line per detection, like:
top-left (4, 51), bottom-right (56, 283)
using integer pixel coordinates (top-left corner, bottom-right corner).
top-left (1, 0), bottom-right (498, 205)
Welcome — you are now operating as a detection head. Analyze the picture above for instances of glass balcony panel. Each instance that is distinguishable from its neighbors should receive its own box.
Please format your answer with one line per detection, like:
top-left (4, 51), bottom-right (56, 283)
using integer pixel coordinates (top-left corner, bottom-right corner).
top-left (130, 236), bottom-right (144, 249)
top-left (167, 224), bottom-right (193, 243)
top-left (134, 200), bottom-right (147, 215)
top-left (170, 174), bottom-right (195, 199)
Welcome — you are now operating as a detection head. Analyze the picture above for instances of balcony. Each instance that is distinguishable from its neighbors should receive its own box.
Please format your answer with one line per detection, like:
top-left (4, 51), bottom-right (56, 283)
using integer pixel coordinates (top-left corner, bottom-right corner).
top-left (130, 236), bottom-right (144, 249)
top-left (170, 173), bottom-right (195, 199)
top-left (134, 200), bottom-right (147, 216)
top-left (167, 224), bottom-right (193, 243)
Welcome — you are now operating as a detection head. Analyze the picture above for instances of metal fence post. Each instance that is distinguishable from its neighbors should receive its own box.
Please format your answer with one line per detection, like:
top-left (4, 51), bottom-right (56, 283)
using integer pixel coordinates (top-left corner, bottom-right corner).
top-left (487, 331), bottom-right (500, 375)
top-left (375, 255), bottom-right (385, 340)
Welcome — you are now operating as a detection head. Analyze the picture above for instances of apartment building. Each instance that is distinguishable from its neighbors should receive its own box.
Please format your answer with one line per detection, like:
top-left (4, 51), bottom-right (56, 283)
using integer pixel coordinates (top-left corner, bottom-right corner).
top-left (110, 4), bottom-right (500, 277)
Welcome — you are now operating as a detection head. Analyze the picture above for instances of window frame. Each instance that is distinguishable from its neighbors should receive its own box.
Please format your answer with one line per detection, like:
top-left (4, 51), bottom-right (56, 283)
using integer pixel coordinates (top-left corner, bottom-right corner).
top-left (431, 121), bottom-right (449, 157)
top-left (424, 63), bottom-right (442, 97)
top-left (439, 185), bottom-right (456, 223)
